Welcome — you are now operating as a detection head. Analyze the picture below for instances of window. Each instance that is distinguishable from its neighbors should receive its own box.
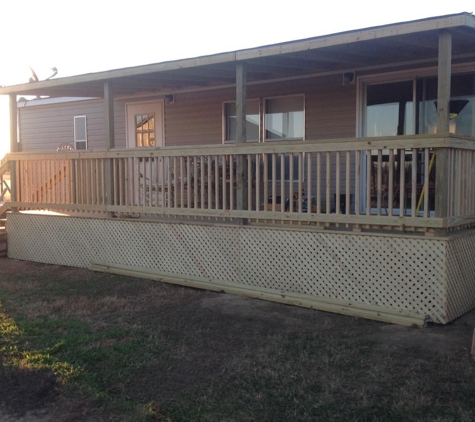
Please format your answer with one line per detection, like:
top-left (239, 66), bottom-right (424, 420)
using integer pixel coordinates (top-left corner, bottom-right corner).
top-left (364, 74), bottom-right (475, 138)
top-left (264, 95), bottom-right (305, 181)
top-left (135, 114), bottom-right (155, 147)
top-left (223, 100), bottom-right (260, 142)
top-left (264, 95), bottom-right (304, 140)
top-left (365, 81), bottom-right (415, 137)
top-left (74, 116), bottom-right (87, 150)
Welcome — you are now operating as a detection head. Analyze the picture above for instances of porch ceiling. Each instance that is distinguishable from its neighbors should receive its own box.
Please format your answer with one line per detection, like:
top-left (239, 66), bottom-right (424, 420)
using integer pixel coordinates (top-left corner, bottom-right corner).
top-left (1, 13), bottom-right (475, 99)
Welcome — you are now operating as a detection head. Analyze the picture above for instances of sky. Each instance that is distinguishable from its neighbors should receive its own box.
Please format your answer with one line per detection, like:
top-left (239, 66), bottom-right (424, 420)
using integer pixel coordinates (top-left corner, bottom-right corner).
top-left (0, 0), bottom-right (474, 157)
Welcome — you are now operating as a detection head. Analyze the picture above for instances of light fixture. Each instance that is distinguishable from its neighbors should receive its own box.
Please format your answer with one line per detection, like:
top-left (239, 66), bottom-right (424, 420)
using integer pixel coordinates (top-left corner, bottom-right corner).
top-left (342, 71), bottom-right (355, 85)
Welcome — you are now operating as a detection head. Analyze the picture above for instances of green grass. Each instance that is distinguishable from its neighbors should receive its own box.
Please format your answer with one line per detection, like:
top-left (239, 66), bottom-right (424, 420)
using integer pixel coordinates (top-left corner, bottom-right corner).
top-left (0, 259), bottom-right (474, 422)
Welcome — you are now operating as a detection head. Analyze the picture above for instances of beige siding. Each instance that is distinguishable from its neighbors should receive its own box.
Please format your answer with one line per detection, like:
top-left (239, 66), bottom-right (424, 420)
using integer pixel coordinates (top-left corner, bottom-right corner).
top-left (164, 74), bottom-right (356, 146)
top-left (18, 74), bottom-right (356, 152)
top-left (19, 99), bottom-right (127, 152)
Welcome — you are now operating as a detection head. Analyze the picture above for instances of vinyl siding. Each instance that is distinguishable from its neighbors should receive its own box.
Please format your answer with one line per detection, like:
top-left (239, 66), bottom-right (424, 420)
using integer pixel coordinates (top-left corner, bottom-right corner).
top-left (19, 99), bottom-right (127, 151)
top-left (18, 74), bottom-right (357, 151)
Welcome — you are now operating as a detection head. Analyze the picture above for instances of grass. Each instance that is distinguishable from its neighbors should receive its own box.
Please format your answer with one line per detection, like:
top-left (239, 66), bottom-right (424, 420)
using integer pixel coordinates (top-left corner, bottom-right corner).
top-left (0, 258), bottom-right (474, 421)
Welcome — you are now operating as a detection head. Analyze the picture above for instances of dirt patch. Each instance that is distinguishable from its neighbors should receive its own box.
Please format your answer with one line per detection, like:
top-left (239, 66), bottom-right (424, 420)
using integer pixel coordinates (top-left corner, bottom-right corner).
top-left (0, 359), bottom-right (58, 420)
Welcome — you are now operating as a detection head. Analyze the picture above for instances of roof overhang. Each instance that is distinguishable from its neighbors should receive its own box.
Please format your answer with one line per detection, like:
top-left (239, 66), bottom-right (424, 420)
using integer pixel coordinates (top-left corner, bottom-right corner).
top-left (1, 13), bottom-right (475, 98)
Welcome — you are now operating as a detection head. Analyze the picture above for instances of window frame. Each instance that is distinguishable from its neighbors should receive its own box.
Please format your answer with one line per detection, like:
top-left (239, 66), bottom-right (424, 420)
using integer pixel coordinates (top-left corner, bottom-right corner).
top-left (222, 98), bottom-right (261, 144)
top-left (263, 94), bottom-right (305, 142)
top-left (74, 115), bottom-right (87, 150)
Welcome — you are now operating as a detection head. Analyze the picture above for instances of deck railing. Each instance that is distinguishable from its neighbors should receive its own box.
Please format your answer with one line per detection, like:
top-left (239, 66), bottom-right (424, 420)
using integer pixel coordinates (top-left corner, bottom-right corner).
top-left (4, 134), bottom-right (475, 232)
top-left (0, 159), bottom-right (12, 208)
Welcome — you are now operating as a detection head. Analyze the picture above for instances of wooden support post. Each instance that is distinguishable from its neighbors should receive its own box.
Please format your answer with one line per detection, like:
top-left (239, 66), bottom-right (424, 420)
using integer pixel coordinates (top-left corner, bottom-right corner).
top-left (435, 31), bottom-right (451, 227)
top-left (9, 94), bottom-right (18, 207)
top-left (104, 81), bottom-right (115, 151)
top-left (104, 81), bottom-right (115, 216)
top-left (471, 329), bottom-right (475, 361)
top-left (236, 62), bottom-right (248, 217)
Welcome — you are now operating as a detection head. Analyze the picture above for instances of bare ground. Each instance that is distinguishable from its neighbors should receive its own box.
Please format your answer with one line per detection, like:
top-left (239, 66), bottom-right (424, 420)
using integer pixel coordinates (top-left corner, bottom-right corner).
top-left (0, 257), bottom-right (474, 422)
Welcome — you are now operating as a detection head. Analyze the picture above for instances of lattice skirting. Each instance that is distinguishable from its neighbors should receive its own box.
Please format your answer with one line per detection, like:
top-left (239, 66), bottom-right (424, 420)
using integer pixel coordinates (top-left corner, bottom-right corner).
top-left (7, 213), bottom-right (475, 325)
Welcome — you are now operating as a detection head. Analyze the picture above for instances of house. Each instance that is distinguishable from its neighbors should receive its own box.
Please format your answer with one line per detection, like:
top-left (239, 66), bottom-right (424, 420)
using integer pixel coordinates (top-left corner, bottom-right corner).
top-left (1, 13), bottom-right (475, 326)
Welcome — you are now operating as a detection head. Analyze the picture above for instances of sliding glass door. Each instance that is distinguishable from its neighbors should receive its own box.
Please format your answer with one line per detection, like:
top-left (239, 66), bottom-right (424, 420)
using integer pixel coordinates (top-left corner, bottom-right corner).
top-left (361, 73), bottom-right (475, 216)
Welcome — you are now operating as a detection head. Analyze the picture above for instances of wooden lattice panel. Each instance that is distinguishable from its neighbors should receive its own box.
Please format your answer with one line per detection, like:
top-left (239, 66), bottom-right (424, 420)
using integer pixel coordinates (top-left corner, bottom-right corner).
top-left (446, 233), bottom-right (475, 321)
top-left (7, 213), bottom-right (469, 324)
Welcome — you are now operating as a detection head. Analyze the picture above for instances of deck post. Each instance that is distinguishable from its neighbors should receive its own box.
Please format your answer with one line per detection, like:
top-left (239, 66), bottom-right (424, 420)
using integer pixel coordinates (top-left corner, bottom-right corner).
top-left (104, 81), bottom-right (115, 150)
top-left (435, 30), bottom-right (451, 226)
top-left (236, 62), bottom-right (248, 217)
top-left (104, 81), bottom-right (115, 216)
top-left (9, 93), bottom-right (18, 207)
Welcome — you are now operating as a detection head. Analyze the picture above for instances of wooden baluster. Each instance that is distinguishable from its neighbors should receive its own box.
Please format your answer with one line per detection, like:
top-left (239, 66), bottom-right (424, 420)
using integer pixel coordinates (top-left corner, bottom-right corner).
top-left (336, 152), bottom-right (341, 215)
top-left (248, 154), bottom-right (252, 212)
top-left (264, 154), bottom-right (270, 219)
top-left (256, 154), bottom-right (261, 215)
top-left (193, 156), bottom-right (198, 209)
top-left (280, 154), bottom-right (285, 219)
top-left (230, 156), bottom-right (234, 211)
top-left (298, 152), bottom-right (303, 215)
top-left (200, 156), bottom-right (205, 210)
top-left (317, 152), bottom-right (321, 215)
top-left (388, 150), bottom-right (394, 217)
top-left (411, 148), bottom-right (417, 217)
top-left (326, 152), bottom-right (331, 214)
top-left (181, 156), bottom-right (186, 210)
top-left (167, 157), bottom-right (172, 210)
top-left (366, 151), bottom-right (371, 216)
top-left (289, 153), bottom-right (294, 214)
top-left (377, 150), bottom-right (382, 216)
top-left (308, 152), bottom-right (313, 215)
top-left (185, 156), bottom-right (191, 209)
top-left (214, 155), bottom-right (219, 210)
top-left (274, 152), bottom-right (283, 216)
top-left (222, 156), bottom-right (227, 211)
top-left (399, 149), bottom-right (406, 217)
top-left (424, 148), bottom-right (429, 218)
top-left (345, 151), bottom-right (350, 216)
top-left (355, 151), bottom-right (360, 216)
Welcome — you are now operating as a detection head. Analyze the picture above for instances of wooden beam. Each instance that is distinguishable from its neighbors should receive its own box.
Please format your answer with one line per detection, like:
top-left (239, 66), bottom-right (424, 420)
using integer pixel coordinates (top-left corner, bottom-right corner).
top-left (435, 31), bottom-right (452, 222)
top-left (236, 62), bottom-right (248, 212)
top-left (104, 81), bottom-right (114, 216)
top-left (9, 94), bottom-right (18, 153)
top-left (104, 81), bottom-right (115, 150)
top-left (9, 94), bottom-right (18, 206)
top-left (437, 31), bottom-right (452, 133)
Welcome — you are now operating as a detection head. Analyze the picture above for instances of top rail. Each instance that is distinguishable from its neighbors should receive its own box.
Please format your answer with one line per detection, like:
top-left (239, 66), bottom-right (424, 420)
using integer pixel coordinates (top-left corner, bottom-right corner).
top-left (6, 134), bottom-right (475, 161)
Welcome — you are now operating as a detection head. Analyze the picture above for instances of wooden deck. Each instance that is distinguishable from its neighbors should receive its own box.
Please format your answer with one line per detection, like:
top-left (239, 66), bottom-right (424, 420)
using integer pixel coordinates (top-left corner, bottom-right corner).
top-left (2, 134), bottom-right (475, 326)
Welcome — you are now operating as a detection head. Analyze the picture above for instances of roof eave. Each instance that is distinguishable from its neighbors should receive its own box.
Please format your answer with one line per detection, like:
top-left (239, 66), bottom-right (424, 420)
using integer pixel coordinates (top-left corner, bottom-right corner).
top-left (1, 12), bottom-right (474, 97)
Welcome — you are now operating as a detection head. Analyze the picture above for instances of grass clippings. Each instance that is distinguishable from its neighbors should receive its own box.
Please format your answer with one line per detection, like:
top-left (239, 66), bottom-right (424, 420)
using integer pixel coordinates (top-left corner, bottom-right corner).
top-left (0, 258), bottom-right (474, 422)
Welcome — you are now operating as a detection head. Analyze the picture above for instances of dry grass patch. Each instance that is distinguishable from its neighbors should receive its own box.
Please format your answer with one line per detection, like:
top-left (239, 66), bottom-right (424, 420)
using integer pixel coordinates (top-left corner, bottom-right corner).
top-left (20, 296), bottom-right (134, 319)
top-left (0, 258), bottom-right (474, 422)
top-left (0, 280), bottom-right (40, 292)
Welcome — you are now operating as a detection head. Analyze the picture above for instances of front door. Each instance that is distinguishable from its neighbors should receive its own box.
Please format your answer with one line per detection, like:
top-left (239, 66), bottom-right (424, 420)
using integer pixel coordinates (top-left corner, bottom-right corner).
top-left (126, 101), bottom-right (165, 206)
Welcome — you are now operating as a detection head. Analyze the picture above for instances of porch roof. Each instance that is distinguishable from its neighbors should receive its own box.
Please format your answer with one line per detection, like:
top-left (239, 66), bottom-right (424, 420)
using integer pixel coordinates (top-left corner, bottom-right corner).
top-left (1, 13), bottom-right (475, 98)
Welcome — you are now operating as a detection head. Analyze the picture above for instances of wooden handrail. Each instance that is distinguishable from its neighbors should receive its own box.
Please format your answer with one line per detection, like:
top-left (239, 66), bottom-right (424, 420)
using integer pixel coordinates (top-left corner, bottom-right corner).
top-left (6, 134), bottom-right (475, 161)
